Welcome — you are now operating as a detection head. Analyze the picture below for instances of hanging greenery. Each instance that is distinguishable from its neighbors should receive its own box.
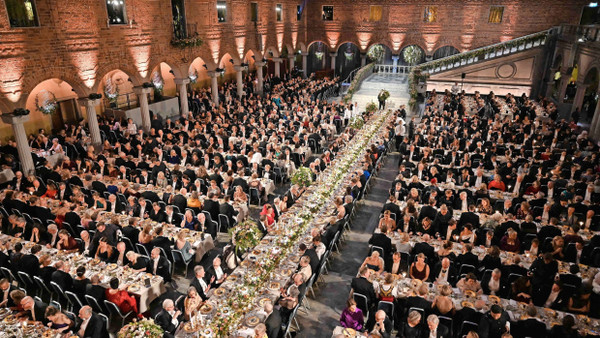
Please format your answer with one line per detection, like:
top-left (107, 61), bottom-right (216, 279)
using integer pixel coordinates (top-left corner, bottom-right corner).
top-left (344, 51), bottom-right (354, 61)
top-left (35, 90), bottom-right (57, 115)
top-left (171, 37), bottom-right (203, 49)
top-left (189, 69), bottom-right (198, 84)
top-left (403, 45), bottom-right (424, 66)
top-left (367, 44), bottom-right (385, 63)
top-left (315, 51), bottom-right (324, 61)
top-left (152, 70), bottom-right (164, 100)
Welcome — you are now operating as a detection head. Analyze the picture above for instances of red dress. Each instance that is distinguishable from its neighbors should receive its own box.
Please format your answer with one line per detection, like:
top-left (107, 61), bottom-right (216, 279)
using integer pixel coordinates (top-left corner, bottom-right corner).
top-left (105, 289), bottom-right (139, 315)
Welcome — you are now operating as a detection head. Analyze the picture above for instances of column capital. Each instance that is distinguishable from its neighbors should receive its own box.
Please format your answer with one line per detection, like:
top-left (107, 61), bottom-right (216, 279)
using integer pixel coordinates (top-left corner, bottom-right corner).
top-left (78, 98), bottom-right (102, 106)
top-left (173, 78), bottom-right (191, 85)
top-left (255, 61), bottom-right (267, 67)
top-left (1, 113), bottom-right (30, 125)
top-left (233, 65), bottom-right (245, 72)
top-left (391, 55), bottom-right (400, 60)
top-left (272, 57), bottom-right (284, 63)
top-left (207, 71), bottom-right (219, 78)
top-left (133, 86), bottom-right (152, 95)
top-left (330, 53), bottom-right (338, 57)
top-left (288, 55), bottom-right (296, 60)
top-left (300, 52), bottom-right (309, 57)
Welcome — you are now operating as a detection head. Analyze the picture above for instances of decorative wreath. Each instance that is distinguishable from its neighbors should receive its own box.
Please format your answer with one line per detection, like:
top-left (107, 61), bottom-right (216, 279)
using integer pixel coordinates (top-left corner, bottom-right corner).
top-left (35, 90), bottom-right (58, 115)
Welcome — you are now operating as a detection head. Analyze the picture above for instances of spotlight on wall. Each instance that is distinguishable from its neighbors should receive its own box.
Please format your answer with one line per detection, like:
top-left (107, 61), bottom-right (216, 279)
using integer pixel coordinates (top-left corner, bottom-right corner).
top-left (169, 70), bottom-right (175, 75)
top-left (203, 64), bottom-right (208, 69)
top-left (142, 82), bottom-right (154, 88)
top-left (88, 93), bottom-right (103, 100)
top-left (251, 55), bottom-right (256, 60)
top-left (11, 108), bottom-right (30, 116)
top-left (229, 59), bottom-right (234, 64)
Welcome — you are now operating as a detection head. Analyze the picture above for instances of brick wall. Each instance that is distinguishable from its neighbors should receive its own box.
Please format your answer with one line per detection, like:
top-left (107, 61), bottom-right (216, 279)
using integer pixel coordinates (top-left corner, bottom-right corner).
top-left (0, 0), bottom-right (588, 139)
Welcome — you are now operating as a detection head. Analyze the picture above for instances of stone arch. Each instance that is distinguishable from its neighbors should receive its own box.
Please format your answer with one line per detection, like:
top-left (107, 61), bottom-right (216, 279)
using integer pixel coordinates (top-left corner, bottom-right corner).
top-left (264, 46), bottom-right (280, 58)
top-left (219, 46), bottom-right (242, 65)
top-left (297, 42), bottom-right (307, 54)
top-left (366, 41), bottom-right (394, 55)
top-left (336, 42), bottom-right (362, 79)
top-left (307, 40), bottom-right (329, 51)
top-left (307, 41), bottom-right (331, 75)
top-left (243, 48), bottom-right (263, 63)
top-left (188, 56), bottom-right (211, 88)
top-left (93, 65), bottom-right (141, 93)
top-left (22, 70), bottom-right (89, 101)
top-left (433, 45), bottom-right (461, 60)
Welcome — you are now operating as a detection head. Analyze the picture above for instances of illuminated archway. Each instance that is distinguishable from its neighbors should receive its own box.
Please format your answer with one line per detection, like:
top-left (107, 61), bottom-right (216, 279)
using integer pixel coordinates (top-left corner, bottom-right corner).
top-left (433, 46), bottom-right (460, 60)
top-left (336, 42), bottom-right (361, 79)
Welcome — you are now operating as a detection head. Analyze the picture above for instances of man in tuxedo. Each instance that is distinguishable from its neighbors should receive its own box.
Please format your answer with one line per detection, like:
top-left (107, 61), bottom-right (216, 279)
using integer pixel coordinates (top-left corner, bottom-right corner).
top-left (18, 244), bottom-right (41, 277)
top-left (368, 225), bottom-right (393, 260)
top-left (458, 205), bottom-right (480, 229)
top-left (351, 267), bottom-right (376, 308)
top-left (106, 194), bottom-right (124, 214)
top-left (219, 196), bottom-right (238, 228)
top-left (456, 244), bottom-right (479, 268)
top-left (406, 283), bottom-right (432, 314)
top-left (430, 258), bottom-right (457, 285)
top-left (264, 301), bottom-right (281, 338)
top-left (203, 192), bottom-right (221, 224)
top-left (190, 265), bottom-right (213, 301)
top-left (412, 234), bottom-right (435, 262)
top-left (424, 314), bottom-right (450, 338)
top-left (0, 278), bottom-right (17, 307)
top-left (57, 182), bottom-right (71, 201)
top-left (206, 257), bottom-right (228, 288)
top-left (369, 310), bottom-right (393, 338)
top-left (381, 195), bottom-right (402, 220)
top-left (51, 261), bottom-right (73, 292)
top-left (21, 296), bottom-right (48, 324)
top-left (85, 275), bottom-right (106, 304)
top-left (164, 206), bottom-right (182, 225)
top-left (513, 305), bottom-right (547, 338)
top-left (149, 247), bottom-right (171, 282)
top-left (418, 198), bottom-right (438, 221)
top-left (299, 243), bottom-right (319, 274)
top-left (534, 281), bottom-right (568, 310)
top-left (481, 269), bottom-right (508, 298)
top-left (77, 306), bottom-right (108, 338)
top-left (155, 299), bottom-right (182, 337)
top-left (171, 192), bottom-right (188, 215)
top-left (149, 202), bottom-right (167, 223)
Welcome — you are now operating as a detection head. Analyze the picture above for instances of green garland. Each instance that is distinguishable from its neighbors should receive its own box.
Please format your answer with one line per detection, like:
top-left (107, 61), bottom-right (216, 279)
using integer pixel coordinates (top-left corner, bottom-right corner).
top-left (34, 90), bottom-right (57, 115)
top-left (171, 37), bottom-right (203, 49)
top-left (343, 63), bottom-right (375, 103)
top-left (349, 116), bottom-right (365, 130)
top-left (366, 102), bottom-right (378, 113)
top-left (117, 318), bottom-right (163, 338)
top-left (290, 166), bottom-right (313, 188)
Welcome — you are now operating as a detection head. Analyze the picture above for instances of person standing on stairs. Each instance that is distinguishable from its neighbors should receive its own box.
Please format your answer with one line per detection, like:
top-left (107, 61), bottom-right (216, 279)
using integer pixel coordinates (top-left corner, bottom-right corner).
top-left (378, 89), bottom-right (387, 110)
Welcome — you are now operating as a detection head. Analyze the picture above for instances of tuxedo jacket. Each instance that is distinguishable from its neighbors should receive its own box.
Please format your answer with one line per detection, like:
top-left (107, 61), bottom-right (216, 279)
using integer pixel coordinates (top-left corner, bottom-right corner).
top-left (78, 313), bottom-right (108, 338)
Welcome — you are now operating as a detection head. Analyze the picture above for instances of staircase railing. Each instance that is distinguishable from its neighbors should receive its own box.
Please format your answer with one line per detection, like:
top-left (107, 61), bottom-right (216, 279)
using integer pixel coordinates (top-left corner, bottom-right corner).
top-left (373, 64), bottom-right (413, 75)
top-left (342, 63), bottom-right (375, 103)
top-left (417, 29), bottom-right (550, 75)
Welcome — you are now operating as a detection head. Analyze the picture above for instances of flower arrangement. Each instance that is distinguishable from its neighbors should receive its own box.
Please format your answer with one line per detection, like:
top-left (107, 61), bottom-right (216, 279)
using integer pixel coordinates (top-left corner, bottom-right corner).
top-left (367, 44), bottom-right (385, 63)
top-left (117, 318), bottom-right (163, 338)
top-left (344, 51), bottom-right (354, 61)
top-left (403, 45), bottom-right (423, 66)
top-left (171, 36), bottom-right (203, 49)
top-left (228, 219), bottom-right (262, 254)
top-left (366, 102), bottom-right (378, 113)
top-left (378, 89), bottom-right (390, 101)
top-left (315, 51), bottom-right (324, 60)
top-left (104, 77), bottom-right (119, 104)
top-left (290, 166), bottom-right (313, 188)
top-left (349, 116), bottom-right (365, 130)
top-left (34, 90), bottom-right (58, 115)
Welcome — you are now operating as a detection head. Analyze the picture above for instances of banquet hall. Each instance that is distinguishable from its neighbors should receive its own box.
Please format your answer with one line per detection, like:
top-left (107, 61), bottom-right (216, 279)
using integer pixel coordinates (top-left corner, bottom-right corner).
top-left (0, 0), bottom-right (600, 337)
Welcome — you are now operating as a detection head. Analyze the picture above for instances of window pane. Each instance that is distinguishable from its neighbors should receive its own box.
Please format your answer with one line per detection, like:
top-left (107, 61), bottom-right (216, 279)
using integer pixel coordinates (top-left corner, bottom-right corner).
top-left (489, 6), bottom-right (504, 23)
top-left (276, 4), bottom-right (282, 21)
top-left (369, 5), bottom-right (382, 22)
top-left (297, 5), bottom-right (302, 21)
top-left (171, 0), bottom-right (187, 39)
top-left (251, 2), bottom-right (258, 22)
top-left (322, 6), bottom-right (333, 21)
top-left (217, 1), bottom-right (227, 22)
top-left (106, 0), bottom-right (127, 25)
top-left (5, 0), bottom-right (39, 27)
top-left (423, 6), bottom-right (437, 23)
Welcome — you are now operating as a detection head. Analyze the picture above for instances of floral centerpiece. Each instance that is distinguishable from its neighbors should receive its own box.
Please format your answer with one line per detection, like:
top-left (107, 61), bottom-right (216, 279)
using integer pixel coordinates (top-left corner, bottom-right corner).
top-left (290, 166), bottom-right (313, 188)
top-left (228, 219), bottom-right (262, 255)
top-left (35, 90), bottom-right (57, 115)
top-left (349, 116), bottom-right (365, 130)
top-left (104, 77), bottom-right (119, 106)
top-left (366, 102), bottom-right (378, 113)
top-left (117, 318), bottom-right (163, 338)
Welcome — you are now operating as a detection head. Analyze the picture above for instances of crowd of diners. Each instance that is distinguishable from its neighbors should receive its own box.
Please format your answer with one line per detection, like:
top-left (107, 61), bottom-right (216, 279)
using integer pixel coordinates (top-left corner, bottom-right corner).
top-left (0, 69), bottom-right (382, 336)
top-left (341, 88), bottom-right (600, 338)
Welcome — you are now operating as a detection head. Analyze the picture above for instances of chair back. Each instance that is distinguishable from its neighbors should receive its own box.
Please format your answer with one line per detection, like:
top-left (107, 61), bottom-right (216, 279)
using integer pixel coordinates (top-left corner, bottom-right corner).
top-left (438, 315), bottom-right (453, 337)
top-left (218, 214), bottom-right (230, 232)
top-left (104, 300), bottom-right (125, 316)
top-left (408, 307), bottom-right (425, 323)
top-left (50, 300), bottom-right (62, 311)
top-left (33, 275), bottom-right (51, 294)
top-left (98, 313), bottom-right (109, 331)
top-left (460, 321), bottom-right (479, 337)
top-left (85, 295), bottom-right (105, 314)
top-left (352, 292), bottom-right (369, 318)
top-left (370, 245), bottom-right (385, 259)
top-left (377, 300), bottom-right (394, 319)
top-left (65, 291), bottom-right (84, 310)
top-left (135, 243), bottom-right (150, 256)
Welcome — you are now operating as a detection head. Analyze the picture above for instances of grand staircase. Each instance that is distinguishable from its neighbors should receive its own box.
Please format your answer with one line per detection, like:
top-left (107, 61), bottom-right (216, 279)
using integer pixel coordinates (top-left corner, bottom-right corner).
top-left (351, 73), bottom-right (410, 112)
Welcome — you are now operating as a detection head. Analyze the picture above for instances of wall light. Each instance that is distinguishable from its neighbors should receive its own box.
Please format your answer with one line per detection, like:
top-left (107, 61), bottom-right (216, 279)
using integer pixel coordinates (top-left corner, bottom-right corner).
top-left (589, 2), bottom-right (598, 8)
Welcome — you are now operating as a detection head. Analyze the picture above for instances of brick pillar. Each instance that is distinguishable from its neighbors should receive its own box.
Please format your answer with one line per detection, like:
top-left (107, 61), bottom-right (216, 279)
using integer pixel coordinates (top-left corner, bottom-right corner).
top-left (1, 114), bottom-right (34, 176)
top-left (361, 53), bottom-right (367, 67)
top-left (288, 56), bottom-right (295, 72)
top-left (173, 78), bottom-right (190, 117)
top-left (330, 53), bottom-right (338, 73)
top-left (79, 98), bottom-right (102, 146)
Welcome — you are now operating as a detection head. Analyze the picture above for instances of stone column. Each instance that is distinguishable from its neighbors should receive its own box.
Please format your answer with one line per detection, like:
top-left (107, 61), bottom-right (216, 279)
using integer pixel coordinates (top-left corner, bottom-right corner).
top-left (273, 57), bottom-right (282, 78)
top-left (288, 56), bottom-right (295, 72)
top-left (392, 56), bottom-right (400, 73)
top-left (590, 92), bottom-right (600, 140)
top-left (571, 82), bottom-right (588, 114)
top-left (79, 98), bottom-right (102, 146)
top-left (207, 71), bottom-right (219, 105)
top-left (1, 114), bottom-right (34, 176)
top-left (301, 52), bottom-right (309, 78)
top-left (255, 61), bottom-right (266, 95)
top-left (360, 53), bottom-right (367, 67)
top-left (173, 78), bottom-right (190, 117)
top-left (558, 72), bottom-right (571, 102)
top-left (330, 53), bottom-right (338, 73)
top-left (133, 86), bottom-right (152, 132)
top-left (234, 65), bottom-right (244, 98)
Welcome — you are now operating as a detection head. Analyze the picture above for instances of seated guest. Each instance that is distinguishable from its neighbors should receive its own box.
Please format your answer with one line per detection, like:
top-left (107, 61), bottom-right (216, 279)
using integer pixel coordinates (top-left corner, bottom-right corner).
top-left (77, 305), bottom-right (108, 337)
top-left (457, 273), bottom-right (482, 295)
top-left (279, 273), bottom-right (305, 319)
top-left (511, 276), bottom-right (533, 304)
top-left (567, 284), bottom-right (591, 314)
top-left (424, 314), bottom-right (450, 338)
top-left (94, 237), bottom-right (114, 262)
top-left (407, 284), bottom-right (432, 315)
top-left (514, 305), bottom-right (547, 338)
top-left (9, 289), bottom-right (26, 311)
top-left (398, 310), bottom-right (423, 338)
top-left (480, 246), bottom-right (502, 271)
top-left (456, 244), bottom-right (479, 268)
top-left (534, 281), bottom-right (568, 310)
top-left (85, 275), bottom-right (105, 304)
top-left (351, 267), bottom-right (377, 308)
top-left (174, 232), bottom-right (195, 263)
top-left (45, 305), bottom-right (75, 333)
top-left (207, 257), bottom-right (228, 288)
top-left (482, 269), bottom-right (507, 298)
top-left (180, 210), bottom-right (199, 231)
top-left (478, 304), bottom-right (510, 338)
top-left (0, 278), bottom-right (16, 308)
top-left (409, 253), bottom-right (430, 281)
top-left (376, 273), bottom-right (398, 302)
top-left (549, 314), bottom-right (579, 338)
top-left (72, 266), bottom-right (90, 298)
top-left (149, 247), bottom-right (171, 283)
top-left (361, 251), bottom-right (384, 275)
top-left (190, 266), bottom-right (212, 301)
top-left (387, 252), bottom-right (406, 275)
top-left (19, 296), bottom-right (48, 324)
top-left (499, 229), bottom-right (520, 253)
top-left (369, 310), bottom-right (393, 338)
top-left (183, 287), bottom-right (202, 320)
top-left (56, 229), bottom-right (78, 251)
top-left (264, 300), bottom-right (282, 338)
top-left (105, 278), bottom-right (140, 318)
top-left (297, 255), bottom-right (312, 283)
top-left (113, 242), bottom-right (129, 266)
top-left (368, 224), bottom-right (393, 260)
top-left (126, 252), bottom-right (147, 272)
top-left (51, 261), bottom-right (73, 292)
top-left (431, 257), bottom-right (456, 285)
top-left (431, 284), bottom-right (455, 316)
top-left (254, 323), bottom-right (268, 338)
top-left (156, 299), bottom-right (182, 338)
top-left (340, 298), bottom-right (364, 331)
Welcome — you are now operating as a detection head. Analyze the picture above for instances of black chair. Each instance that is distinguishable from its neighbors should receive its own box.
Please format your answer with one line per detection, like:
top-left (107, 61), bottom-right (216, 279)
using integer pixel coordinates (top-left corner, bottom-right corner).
top-left (377, 300), bottom-right (394, 327)
top-left (370, 245), bottom-right (385, 259)
top-left (438, 315), bottom-right (453, 337)
top-left (249, 187), bottom-right (261, 205)
top-left (85, 294), bottom-right (106, 314)
top-left (172, 249), bottom-right (193, 277)
top-left (408, 307), bottom-right (425, 324)
top-left (458, 264), bottom-right (476, 278)
top-left (459, 321), bottom-right (479, 337)
top-left (218, 214), bottom-right (230, 233)
top-left (136, 243), bottom-right (150, 257)
top-left (33, 275), bottom-right (53, 301)
top-left (104, 300), bottom-right (135, 328)
top-left (98, 313), bottom-right (109, 332)
top-left (352, 292), bottom-right (369, 320)
top-left (17, 271), bottom-right (34, 291)
top-left (50, 281), bottom-right (69, 309)
top-left (65, 291), bottom-right (84, 312)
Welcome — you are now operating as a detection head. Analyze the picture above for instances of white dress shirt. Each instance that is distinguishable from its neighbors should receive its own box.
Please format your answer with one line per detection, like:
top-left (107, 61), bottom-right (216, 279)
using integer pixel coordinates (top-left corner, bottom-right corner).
top-left (544, 289), bottom-right (559, 308)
